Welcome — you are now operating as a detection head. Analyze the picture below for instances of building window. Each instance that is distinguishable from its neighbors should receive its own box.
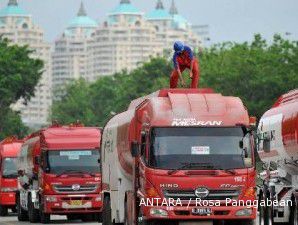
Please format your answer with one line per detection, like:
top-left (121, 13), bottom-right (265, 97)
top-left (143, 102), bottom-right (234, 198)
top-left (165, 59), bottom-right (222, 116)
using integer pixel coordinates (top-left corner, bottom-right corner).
top-left (22, 23), bottom-right (28, 29)
top-left (135, 21), bottom-right (141, 27)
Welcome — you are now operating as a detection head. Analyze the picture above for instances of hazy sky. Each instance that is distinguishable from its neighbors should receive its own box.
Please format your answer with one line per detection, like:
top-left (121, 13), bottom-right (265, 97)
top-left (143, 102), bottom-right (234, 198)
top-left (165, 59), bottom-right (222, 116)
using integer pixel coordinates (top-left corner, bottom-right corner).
top-left (1, 0), bottom-right (297, 44)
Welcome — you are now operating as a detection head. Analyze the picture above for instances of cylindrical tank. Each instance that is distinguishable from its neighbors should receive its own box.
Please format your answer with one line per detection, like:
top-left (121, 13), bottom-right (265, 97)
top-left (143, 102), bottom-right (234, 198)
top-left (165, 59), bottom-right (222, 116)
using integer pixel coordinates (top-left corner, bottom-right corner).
top-left (258, 89), bottom-right (298, 165)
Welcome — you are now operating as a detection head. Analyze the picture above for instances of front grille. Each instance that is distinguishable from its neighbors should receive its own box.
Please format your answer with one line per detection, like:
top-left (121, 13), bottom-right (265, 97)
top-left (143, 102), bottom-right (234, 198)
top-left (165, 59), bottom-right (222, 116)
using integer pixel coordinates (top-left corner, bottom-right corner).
top-left (53, 184), bottom-right (98, 193)
top-left (164, 189), bottom-right (240, 201)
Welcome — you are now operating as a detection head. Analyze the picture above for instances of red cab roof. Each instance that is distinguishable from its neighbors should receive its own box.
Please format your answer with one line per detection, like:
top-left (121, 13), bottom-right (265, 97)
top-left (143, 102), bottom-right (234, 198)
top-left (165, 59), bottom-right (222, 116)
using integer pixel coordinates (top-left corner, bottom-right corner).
top-left (0, 137), bottom-right (23, 157)
top-left (37, 126), bottom-right (101, 150)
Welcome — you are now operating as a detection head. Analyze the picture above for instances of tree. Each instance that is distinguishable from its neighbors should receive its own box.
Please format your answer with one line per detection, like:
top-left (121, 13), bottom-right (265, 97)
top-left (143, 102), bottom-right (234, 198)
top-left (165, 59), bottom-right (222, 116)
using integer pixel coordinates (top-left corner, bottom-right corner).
top-left (51, 35), bottom-right (298, 126)
top-left (0, 37), bottom-right (44, 139)
top-left (51, 79), bottom-right (97, 126)
top-left (52, 58), bottom-right (172, 126)
top-left (200, 34), bottom-right (298, 118)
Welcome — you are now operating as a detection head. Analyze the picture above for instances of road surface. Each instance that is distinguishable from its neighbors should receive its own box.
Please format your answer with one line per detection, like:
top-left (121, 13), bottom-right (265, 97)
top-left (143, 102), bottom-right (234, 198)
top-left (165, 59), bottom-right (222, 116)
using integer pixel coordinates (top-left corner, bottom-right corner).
top-left (0, 214), bottom-right (101, 225)
top-left (0, 212), bottom-right (259, 225)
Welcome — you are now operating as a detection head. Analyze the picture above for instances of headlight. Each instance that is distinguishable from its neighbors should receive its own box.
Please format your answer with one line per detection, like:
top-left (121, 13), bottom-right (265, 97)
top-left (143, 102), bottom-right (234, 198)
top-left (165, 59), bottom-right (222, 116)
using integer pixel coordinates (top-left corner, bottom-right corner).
top-left (149, 208), bottom-right (168, 217)
top-left (95, 196), bottom-right (102, 202)
top-left (1, 187), bottom-right (18, 192)
top-left (235, 208), bottom-right (253, 216)
top-left (45, 196), bottom-right (57, 202)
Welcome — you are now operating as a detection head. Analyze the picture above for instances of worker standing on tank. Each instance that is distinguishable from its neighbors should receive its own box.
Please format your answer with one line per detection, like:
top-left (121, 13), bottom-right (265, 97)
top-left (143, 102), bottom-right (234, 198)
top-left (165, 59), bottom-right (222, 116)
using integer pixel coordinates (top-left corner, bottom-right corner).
top-left (170, 41), bottom-right (200, 88)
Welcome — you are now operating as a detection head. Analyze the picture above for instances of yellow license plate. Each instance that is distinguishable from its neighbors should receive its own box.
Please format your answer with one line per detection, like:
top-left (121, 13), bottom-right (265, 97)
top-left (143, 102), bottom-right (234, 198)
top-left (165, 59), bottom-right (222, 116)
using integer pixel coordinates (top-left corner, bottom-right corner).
top-left (70, 200), bottom-right (82, 206)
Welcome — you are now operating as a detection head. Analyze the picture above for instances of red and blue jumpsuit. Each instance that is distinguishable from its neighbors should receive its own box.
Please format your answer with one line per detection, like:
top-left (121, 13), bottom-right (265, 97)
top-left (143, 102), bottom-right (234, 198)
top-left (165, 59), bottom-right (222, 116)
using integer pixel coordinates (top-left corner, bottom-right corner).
top-left (170, 46), bottom-right (200, 88)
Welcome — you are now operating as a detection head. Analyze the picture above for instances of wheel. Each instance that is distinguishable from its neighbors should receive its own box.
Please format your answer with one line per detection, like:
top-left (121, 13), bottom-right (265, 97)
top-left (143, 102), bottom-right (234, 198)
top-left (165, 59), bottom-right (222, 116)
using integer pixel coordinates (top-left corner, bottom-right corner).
top-left (28, 195), bottom-right (40, 223)
top-left (236, 219), bottom-right (256, 225)
top-left (103, 196), bottom-right (114, 225)
top-left (17, 194), bottom-right (28, 221)
top-left (259, 192), bottom-right (274, 225)
top-left (67, 214), bottom-right (80, 221)
top-left (94, 212), bottom-right (103, 222)
top-left (289, 199), bottom-right (297, 225)
top-left (0, 205), bottom-right (8, 216)
top-left (40, 210), bottom-right (50, 224)
top-left (39, 199), bottom-right (50, 224)
top-left (11, 206), bottom-right (17, 213)
top-left (81, 214), bottom-right (94, 222)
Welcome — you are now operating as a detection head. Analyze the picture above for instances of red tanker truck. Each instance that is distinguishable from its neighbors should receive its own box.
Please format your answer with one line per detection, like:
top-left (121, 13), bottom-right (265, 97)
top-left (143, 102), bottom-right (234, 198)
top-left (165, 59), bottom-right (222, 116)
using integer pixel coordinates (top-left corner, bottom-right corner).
top-left (16, 124), bottom-right (102, 223)
top-left (0, 137), bottom-right (23, 216)
top-left (101, 89), bottom-right (257, 225)
top-left (257, 89), bottom-right (298, 225)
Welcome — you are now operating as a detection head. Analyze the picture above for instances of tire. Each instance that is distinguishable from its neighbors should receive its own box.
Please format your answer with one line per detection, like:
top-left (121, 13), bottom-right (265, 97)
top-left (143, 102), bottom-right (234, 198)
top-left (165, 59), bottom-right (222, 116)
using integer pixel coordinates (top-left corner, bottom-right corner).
top-left (40, 211), bottom-right (50, 224)
top-left (17, 194), bottom-right (28, 221)
top-left (95, 212), bottom-right (103, 223)
top-left (0, 205), bottom-right (8, 216)
top-left (28, 195), bottom-right (40, 223)
top-left (103, 196), bottom-right (114, 225)
top-left (67, 214), bottom-right (80, 221)
top-left (11, 206), bottom-right (17, 213)
top-left (259, 192), bottom-right (274, 225)
top-left (289, 199), bottom-right (297, 225)
top-left (81, 214), bottom-right (94, 222)
top-left (39, 199), bottom-right (50, 224)
top-left (236, 220), bottom-right (256, 225)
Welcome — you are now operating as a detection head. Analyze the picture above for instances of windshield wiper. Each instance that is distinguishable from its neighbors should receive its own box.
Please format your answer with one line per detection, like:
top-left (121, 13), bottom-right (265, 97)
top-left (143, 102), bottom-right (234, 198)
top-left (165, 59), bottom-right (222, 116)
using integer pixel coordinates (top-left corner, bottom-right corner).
top-left (168, 163), bottom-right (213, 175)
top-left (2, 174), bottom-right (18, 178)
top-left (57, 169), bottom-right (95, 177)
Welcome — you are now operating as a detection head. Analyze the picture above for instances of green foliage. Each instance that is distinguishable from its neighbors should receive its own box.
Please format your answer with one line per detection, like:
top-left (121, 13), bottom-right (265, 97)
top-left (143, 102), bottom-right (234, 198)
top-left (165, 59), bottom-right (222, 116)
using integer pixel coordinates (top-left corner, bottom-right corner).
top-left (52, 58), bottom-right (172, 126)
top-left (200, 34), bottom-right (298, 118)
top-left (52, 35), bottom-right (298, 126)
top-left (0, 37), bottom-right (44, 139)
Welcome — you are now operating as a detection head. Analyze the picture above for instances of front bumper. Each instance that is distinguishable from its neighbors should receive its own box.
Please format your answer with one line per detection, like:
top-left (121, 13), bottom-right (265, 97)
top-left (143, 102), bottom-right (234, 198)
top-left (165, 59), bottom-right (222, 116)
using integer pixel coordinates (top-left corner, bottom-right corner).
top-left (0, 192), bottom-right (16, 206)
top-left (43, 194), bottom-right (102, 214)
top-left (142, 204), bottom-right (257, 221)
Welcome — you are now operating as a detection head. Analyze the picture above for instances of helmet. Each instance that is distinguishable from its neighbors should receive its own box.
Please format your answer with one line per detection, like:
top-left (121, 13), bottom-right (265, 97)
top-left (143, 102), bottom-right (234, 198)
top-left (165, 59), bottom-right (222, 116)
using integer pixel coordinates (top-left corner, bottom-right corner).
top-left (174, 41), bottom-right (184, 53)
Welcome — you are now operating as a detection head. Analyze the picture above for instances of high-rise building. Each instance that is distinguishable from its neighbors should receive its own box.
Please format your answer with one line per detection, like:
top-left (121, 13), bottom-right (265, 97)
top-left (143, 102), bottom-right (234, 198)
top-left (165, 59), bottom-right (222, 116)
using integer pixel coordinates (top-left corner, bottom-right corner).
top-left (89, 0), bottom-right (163, 77)
top-left (0, 0), bottom-right (52, 128)
top-left (52, 2), bottom-right (97, 98)
top-left (52, 0), bottom-right (203, 98)
top-left (146, 0), bottom-right (202, 50)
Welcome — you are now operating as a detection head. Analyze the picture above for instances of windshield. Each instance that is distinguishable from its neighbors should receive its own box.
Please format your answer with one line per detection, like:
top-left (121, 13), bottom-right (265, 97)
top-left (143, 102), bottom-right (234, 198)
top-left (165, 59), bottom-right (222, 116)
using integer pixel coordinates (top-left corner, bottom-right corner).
top-left (46, 150), bottom-right (100, 175)
top-left (2, 158), bottom-right (18, 178)
top-left (149, 127), bottom-right (252, 170)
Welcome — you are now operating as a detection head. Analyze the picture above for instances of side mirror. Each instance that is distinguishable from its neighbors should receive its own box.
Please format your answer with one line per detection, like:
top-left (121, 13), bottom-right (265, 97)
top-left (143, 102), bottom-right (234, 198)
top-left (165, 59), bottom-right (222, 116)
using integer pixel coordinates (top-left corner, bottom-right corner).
top-left (131, 141), bottom-right (140, 157)
top-left (263, 132), bottom-right (271, 153)
top-left (97, 158), bottom-right (100, 164)
top-left (239, 140), bottom-right (244, 149)
top-left (34, 156), bottom-right (40, 165)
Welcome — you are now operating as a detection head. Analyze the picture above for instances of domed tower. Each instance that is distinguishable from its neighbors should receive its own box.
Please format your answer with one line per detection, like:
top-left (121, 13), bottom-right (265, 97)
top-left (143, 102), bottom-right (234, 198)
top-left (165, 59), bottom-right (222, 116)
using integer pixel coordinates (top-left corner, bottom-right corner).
top-left (52, 2), bottom-right (97, 98)
top-left (146, 0), bottom-right (172, 32)
top-left (64, 1), bottom-right (97, 38)
top-left (0, 0), bottom-right (52, 129)
top-left (169, 0), bottom-right (190, 30)
top-left (89, 0), bottom-right (162, 77)
top-left (107, 0), bottom-right (143, 25)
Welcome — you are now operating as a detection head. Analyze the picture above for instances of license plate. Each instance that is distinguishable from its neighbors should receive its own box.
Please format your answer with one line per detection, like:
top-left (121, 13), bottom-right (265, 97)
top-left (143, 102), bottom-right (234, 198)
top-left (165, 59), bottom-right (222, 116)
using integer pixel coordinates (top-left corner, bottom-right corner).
top-left (70, 200), bottom-right (82, 206)
top-left (192, 208), bottom-right (212, 215)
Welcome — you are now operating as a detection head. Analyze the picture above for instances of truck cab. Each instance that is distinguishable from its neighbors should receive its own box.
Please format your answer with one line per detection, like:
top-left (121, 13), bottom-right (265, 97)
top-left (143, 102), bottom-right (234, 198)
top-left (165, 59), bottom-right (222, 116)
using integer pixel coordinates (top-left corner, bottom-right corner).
top-left (17, 124), bottom-right (102, 223)
top-left (102, 89), bottom-right (257, 225)
top-left (0, 137), bottom-right (23, 216)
